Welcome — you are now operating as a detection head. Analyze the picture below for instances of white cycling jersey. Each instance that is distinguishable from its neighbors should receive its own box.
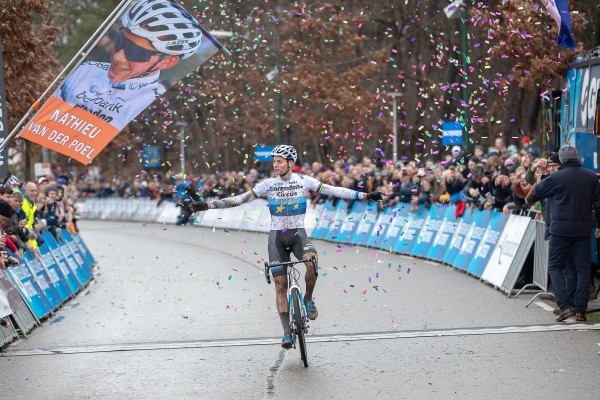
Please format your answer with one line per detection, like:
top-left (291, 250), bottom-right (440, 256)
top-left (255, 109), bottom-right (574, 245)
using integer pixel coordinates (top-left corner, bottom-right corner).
top-left (209, 173), bottom-right (367, 231)
top-left (54, 61), bottom-right (166, 131)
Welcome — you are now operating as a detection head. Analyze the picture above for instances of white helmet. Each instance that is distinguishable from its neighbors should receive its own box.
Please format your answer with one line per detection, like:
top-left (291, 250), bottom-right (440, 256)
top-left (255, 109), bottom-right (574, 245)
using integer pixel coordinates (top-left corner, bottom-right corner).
top-left (121, 0), bottom-right (203, 60)
top-left (271, 145), bottom-right (297, 162)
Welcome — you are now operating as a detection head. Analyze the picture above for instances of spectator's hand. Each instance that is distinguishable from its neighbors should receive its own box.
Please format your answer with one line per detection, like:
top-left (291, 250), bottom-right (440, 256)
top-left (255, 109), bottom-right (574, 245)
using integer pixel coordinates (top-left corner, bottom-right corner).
top-left (0, 235), bottom-right (5, 247)
top-left (190, 201), bottom-right (209, 212)
top-left (502, 204), bottom-right (511, 215)
top-left (6, 256), bottom-right (18, 266)
top-left (18, 219), bottom-right (26, 228)
top-left (596, 228), bottom-right (600, 239)
top-left (468, 188), bottom-right (479, 198)
top-left (365, 191), bottom-right (384, 202)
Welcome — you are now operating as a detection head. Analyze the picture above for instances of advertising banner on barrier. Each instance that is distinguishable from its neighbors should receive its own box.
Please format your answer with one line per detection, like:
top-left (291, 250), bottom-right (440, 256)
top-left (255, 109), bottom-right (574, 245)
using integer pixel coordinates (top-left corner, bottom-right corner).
top-left (481, 214), bottom-right (533, 290)
top-left (38, 247), bottom-right (72, 302)
top-left (380, 204), bottom-right (411, 253)
top-left (237, 199), bottom-right (269, 233)
top-left (66, 231), bottom-right (96, 268)
top-left (427, 205), bottom-right (458, 261)
top-left (334, 201), bottom-right (366, 243)
top-left (304, 202), bottom-right (322, 237)
top-left (351, 203), bottom-right (379, 245)
top-left (44, 233), bottom-right (91, 286)
top-left (0, 269), bottom-right (25, 318)
top-left (443, 209), bottom-right (476, 268)
top-left (393, 206), bottom-right (426, 254)
top-left (311, 201), bottom-right (337, 240)
top-left (366, 207), bottom-right (395, 249)
top-left (7, 261), bottom-right (52, 318)
top-left (466, 211), bottom-right (508, 277)
top-left (40, 236), bottom-right (80, 294)
top-left (325, 200), bottom-right (350, 242)
top-left (410, 205), bottom-right (446, 258)
top-left (61, 231), bottom-right (94, 275)
top-left (22, 252), bottom-right (62, 310)
top-left (454, 210), bottom-right (491, 272)
top-left (43, 234), bottom-right (84, 291)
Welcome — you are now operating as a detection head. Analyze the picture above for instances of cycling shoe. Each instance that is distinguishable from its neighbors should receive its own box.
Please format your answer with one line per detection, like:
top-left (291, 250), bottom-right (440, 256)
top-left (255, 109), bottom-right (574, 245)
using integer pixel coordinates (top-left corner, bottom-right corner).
top-left (281, 333), bottom-right (293, 349)
top-left (305, 300), bottom-right (318, 320)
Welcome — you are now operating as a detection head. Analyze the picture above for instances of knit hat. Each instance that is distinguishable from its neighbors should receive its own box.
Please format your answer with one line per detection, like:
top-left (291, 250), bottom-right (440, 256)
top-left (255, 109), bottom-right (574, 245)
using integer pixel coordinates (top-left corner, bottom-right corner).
top-left (558, 145), bottom-right (578, 163)
top-left (0, 200), bottom-right (14, 218)
top-left (547, 152), bottom-right (561, 165)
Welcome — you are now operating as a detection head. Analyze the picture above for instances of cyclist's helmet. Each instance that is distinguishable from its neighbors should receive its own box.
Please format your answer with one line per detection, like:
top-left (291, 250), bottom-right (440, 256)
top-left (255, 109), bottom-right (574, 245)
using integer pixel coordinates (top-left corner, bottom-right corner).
top-left (121, 0), bottom-right (203, 60)
top-left (271, 145), bottom-right (297, 162)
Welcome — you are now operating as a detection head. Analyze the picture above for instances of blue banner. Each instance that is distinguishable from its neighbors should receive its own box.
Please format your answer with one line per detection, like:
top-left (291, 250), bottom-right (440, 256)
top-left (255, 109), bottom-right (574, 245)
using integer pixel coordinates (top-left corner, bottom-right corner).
top-left (453, 210), bottom-right (491, 272)
top-left (466, 211), bottom-right (508, 277)
top-left (38, 246), bottom-right (72, 302)
top-left (311, 200), bottom-right (337, 240)
top-left (426, 205), bottom-right (458, 261)
top-left (62, 231), bottom-right (94, 275)
top-left (350, 203), bottom-right (379, 245)
top-left (22, 252), bottom-right (62, 310)
top-left (6, 257), bottom-right (52, 318)
top-left (255, 145), bottom-right (276, 162)
top-left (366, 207), bottom-right (395, 248)
top-left (379, 204), bottom-right (411, 253)
top-left (325, 200), bottom-right (351, 242)
top-left (410, 205), bottom-right (446, 258)
top-left (393, 205), bottom-right (427, 254)
top-left (43, 233), bottom-right (84, 291)
top-left (442, 208), bottom-right (476, 265)
top-left (67, 231), bottom-right (96, 269)
top-left (334, 201), bottom-right (367, 243)
top-left (142, 145), bottom-right (161, 169)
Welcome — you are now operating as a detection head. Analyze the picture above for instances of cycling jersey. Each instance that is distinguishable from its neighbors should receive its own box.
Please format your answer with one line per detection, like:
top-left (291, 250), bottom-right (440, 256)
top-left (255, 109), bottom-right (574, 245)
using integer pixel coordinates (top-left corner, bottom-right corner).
top-left (54, 61), bottom-right (166, 131)
top-left (209, 173), bottom-right (367, 231)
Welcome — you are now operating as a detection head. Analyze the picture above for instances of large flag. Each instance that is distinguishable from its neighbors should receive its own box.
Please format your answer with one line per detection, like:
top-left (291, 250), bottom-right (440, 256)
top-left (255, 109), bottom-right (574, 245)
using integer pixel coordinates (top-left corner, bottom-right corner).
top-left (19, 0), bottom-right (227, 164)
top-left (541, 0), bottom-right (575, 50)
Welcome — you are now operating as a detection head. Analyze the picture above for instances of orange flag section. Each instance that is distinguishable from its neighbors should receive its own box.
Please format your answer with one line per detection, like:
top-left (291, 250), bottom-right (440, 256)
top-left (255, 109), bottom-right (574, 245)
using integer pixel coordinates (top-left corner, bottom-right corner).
top-left (19, 96), bottom-right (120, 164)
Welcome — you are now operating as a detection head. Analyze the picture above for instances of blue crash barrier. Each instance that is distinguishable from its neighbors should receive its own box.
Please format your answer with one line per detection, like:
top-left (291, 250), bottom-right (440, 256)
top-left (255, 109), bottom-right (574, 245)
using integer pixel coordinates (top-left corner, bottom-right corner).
top-left (1, 231), bottom-right (96, 340)
top-left (79, 197), bottom-right (538, 296)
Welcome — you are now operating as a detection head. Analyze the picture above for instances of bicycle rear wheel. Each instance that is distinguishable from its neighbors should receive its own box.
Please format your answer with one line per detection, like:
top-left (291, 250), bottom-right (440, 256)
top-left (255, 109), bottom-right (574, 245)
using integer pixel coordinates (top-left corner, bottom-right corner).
top-left (291, 287), bottom-right (308, 367)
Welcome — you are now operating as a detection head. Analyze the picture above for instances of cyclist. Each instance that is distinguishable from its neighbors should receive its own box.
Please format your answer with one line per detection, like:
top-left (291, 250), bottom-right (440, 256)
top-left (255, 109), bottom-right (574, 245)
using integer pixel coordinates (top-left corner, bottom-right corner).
top-left (190, 145), bottom-right (384, 348)
top-left (54, 0), bottom-right (203, 130)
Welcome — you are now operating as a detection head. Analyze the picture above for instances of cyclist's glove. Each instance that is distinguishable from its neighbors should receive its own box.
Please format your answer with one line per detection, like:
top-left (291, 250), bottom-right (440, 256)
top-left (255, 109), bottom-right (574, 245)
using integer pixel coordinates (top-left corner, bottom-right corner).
top-left (365, 191), bottom-right (384, 202)
top-left (190, 201), bottom-right (209, 212)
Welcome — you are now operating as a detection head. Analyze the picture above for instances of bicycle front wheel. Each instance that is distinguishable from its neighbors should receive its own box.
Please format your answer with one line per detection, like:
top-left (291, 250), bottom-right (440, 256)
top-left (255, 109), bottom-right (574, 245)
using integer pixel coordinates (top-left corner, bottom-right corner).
top-left (291, 288), bottom-right (308, 367)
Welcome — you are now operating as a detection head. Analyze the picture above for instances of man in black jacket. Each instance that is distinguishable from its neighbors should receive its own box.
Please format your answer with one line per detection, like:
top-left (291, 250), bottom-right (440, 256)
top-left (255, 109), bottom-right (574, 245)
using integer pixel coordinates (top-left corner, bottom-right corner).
top-left (528, 145), bottom-right (600, 322)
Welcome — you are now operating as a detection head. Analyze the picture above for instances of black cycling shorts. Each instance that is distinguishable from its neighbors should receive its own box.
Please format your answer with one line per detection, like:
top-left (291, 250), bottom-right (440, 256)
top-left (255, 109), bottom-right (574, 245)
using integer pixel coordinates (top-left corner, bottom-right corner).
top-left (268, 228), bottom-right (316, 276)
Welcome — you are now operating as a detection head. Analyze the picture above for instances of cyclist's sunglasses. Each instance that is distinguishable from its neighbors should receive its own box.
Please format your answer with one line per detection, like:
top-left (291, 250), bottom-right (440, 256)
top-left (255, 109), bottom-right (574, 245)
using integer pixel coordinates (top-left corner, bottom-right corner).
top-left (114, 29), bottom-right (163, 62)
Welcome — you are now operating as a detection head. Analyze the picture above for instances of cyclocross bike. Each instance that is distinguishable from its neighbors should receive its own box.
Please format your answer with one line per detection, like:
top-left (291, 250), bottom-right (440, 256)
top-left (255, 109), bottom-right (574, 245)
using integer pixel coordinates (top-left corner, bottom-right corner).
top-left (264, 256), bottom-right (318, 368)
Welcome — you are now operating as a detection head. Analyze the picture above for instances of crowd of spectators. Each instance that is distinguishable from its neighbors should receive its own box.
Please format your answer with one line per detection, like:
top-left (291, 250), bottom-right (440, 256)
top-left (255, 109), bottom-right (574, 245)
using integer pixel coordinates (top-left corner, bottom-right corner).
top-left (0, 174), bottom-right (81, 268)
top-left (78, 136), bottom-right (547, 220)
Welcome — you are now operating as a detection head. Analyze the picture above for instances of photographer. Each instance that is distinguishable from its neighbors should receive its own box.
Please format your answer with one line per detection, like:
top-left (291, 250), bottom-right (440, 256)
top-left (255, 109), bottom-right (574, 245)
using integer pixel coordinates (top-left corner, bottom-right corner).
top-left (462, 165), bottom-right (491, 210)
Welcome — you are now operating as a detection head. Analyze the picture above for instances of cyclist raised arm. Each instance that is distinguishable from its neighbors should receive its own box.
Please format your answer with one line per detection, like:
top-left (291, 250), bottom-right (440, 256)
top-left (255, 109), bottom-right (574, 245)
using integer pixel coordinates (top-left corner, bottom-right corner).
top-left (190, 144), bottom-right (383, 348)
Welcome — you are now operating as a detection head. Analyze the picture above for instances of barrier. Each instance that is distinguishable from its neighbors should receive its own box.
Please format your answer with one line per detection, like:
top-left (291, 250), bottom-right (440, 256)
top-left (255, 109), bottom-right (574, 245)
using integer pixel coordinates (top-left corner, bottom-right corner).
top-left (79, 197), bottom-right (549, 298)
top-left (516, 220), bottom-right (551, 307)
top-left (0, 230), bottom-right (96, 346)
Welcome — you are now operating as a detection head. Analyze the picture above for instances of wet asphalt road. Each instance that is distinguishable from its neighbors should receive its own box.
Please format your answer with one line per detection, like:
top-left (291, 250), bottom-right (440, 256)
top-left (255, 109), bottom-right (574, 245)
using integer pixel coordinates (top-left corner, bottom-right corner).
top-left (0, 220), bottom-right (598, 399)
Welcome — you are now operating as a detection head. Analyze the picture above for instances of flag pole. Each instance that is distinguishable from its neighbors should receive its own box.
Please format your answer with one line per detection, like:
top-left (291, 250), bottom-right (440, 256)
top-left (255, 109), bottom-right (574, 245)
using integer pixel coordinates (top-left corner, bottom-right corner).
top-left (0, 0), bottom-right (134, 154)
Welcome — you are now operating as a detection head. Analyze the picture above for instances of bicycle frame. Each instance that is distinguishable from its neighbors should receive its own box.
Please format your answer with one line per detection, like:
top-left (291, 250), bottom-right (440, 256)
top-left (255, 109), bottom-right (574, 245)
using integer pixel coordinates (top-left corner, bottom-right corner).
top-left (264, 256), bottom-right (317, 366)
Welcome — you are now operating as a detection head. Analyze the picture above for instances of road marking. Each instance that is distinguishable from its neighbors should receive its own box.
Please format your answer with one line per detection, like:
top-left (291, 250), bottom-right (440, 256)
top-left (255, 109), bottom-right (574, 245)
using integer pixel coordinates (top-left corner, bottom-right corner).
top-left (3, 323), bottom-right (599, 357)
top-left (534, 301), bottom-right (555, 312)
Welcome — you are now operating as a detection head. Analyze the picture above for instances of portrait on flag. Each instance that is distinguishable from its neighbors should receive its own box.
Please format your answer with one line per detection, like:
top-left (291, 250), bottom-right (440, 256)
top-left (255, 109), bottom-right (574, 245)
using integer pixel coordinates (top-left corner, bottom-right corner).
top-left (19, 0), bottom-right (225, 164)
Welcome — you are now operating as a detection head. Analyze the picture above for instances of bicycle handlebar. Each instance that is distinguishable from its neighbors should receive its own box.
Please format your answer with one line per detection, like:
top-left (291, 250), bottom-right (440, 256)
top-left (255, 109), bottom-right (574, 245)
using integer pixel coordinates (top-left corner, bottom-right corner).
top-left (264, 256), bottom-right (317, 284)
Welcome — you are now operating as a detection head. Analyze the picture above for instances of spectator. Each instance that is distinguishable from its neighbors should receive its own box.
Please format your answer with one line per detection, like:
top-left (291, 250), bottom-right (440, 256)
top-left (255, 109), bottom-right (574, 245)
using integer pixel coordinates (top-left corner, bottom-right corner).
top-left (527, 145), bottom-right (600, 322)
top-left (520, 136), bottom-right (541, 159)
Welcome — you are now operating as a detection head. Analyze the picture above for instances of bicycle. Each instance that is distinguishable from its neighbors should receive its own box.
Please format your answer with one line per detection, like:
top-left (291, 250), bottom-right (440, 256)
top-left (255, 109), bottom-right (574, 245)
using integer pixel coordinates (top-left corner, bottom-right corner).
top-left (264, 255), bottom-right (318, 368)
